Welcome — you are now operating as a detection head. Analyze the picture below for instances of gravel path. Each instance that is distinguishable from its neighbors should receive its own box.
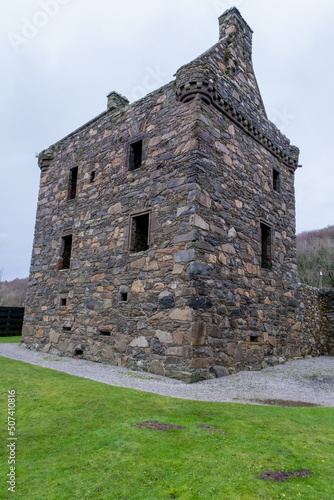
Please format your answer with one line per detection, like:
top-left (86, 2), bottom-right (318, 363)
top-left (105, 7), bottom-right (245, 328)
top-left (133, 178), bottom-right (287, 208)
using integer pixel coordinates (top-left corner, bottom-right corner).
top-left (1, 344), bottom-right (333, 407)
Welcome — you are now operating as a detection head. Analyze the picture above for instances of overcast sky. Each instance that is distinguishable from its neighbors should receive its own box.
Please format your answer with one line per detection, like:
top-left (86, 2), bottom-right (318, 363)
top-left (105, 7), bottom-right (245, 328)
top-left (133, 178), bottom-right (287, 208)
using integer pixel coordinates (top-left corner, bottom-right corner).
top-left (1, 0), bottom-right (333, 281)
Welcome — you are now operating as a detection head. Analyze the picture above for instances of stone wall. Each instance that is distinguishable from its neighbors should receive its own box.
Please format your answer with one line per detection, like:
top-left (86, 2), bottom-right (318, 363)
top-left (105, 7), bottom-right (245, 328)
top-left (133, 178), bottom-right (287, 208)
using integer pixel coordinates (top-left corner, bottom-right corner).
top-left (297, 285), bottom-right (334, 355)
top-left (22, 85), bottom-right (214, 382)
top-left (174, 96), bottom-right (303, 377)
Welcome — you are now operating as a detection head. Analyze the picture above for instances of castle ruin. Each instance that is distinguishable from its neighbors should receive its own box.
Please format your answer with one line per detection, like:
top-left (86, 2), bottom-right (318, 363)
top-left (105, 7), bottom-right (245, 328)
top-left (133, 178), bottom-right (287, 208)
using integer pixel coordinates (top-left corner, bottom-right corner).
top-left (22, 8), bottom-right (334, 381)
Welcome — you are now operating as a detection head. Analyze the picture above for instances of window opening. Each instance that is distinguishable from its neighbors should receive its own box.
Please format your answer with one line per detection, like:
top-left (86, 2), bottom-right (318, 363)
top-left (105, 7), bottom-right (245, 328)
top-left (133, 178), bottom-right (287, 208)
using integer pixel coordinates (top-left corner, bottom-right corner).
top-left (68, 166), bottom-right (78, 199)
top-left (61, 298), bottom-right (67, 307)
top-left (120, 292), bottom-right (128, 302)
top-left (273, 169), bottom-right (280, 192)
top-left (99, 330), bottom-right (111, 336)
top-left (250, 336), bottom-right (259, 343)
top-left (60, 235), bottom-right (73, 270)
top-left (260, 223), bottom-right (272, 269)
top-left (129, 140), bottom-right (143, 171)
top-left (130, 213), bottom-right (150, 252)
top-left (90, 170), bottom-right (96, 183)
top-left (63, 326), bottom-right (71, 332)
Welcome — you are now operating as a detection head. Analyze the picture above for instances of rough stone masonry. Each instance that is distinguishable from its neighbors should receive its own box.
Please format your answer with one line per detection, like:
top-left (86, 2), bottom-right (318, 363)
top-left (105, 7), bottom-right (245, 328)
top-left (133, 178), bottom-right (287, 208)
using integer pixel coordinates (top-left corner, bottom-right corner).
top-left (22, 8), bottom-right (334, 382)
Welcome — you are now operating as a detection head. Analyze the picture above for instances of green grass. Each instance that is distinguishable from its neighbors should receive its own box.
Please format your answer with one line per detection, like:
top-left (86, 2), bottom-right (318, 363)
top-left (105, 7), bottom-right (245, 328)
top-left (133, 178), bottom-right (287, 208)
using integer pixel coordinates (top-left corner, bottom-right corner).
top-left (0, 357), bottom-right (333, 500)
top-left (0, 336), bottom-right (21, 343)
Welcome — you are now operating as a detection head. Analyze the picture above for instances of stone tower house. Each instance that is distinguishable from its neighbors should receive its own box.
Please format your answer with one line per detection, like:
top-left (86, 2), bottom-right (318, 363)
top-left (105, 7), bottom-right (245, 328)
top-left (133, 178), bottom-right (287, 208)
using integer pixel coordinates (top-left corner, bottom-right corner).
top-left (22, 8), bottom-right (305, 382)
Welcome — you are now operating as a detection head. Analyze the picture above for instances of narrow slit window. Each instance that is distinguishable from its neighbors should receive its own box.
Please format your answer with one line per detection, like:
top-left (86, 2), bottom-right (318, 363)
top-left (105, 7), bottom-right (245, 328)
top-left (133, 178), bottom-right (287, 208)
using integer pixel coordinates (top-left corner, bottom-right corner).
top-left (273, 169), bottom-right (280, 192)
top-left (68, 166), bottom-right (78, 199)
top-left (260, 223), bottom-right (272, 269)
top-left (129, 213), bottom-right (150, 252)
top-left (60, 235), bottom-right (73, 270)
top-left (90, 170), bottom-right (96, 183)
top-left (129, 140), bottom-right (143, 171)
top-left (60, 298), bottom-right (67, 307)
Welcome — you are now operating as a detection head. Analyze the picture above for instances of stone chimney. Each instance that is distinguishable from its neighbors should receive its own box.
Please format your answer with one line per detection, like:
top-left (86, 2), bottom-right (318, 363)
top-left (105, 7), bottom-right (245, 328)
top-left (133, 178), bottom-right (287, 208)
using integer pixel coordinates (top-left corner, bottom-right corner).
top-left (38, 148), bottom-right (54, 170)
top-left (107, 91), bottom-right (129, 112)
top-left (218, 7), bottom-right (253, 70)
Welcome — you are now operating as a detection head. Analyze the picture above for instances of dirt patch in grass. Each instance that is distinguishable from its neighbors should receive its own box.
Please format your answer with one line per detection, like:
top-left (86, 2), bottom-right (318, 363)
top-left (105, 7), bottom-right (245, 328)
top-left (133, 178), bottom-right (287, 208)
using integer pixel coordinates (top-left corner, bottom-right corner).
top-left (259, 469), bottom-right (313, 482)
top-left (135, 420), bottom-right (185, 431)
top-left (248, 399), bottom-right (320, 407)
top-left (198, 424), bottom-right (227, 435)
top-left (134, 421), bottom-right (228, 435)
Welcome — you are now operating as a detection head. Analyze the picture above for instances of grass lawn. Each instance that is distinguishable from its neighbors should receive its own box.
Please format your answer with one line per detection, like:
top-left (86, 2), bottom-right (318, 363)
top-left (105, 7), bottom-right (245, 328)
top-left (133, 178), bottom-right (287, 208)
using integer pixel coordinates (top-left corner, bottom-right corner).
top-left (0, 356), bottom-right (333, 500)
top-left (0, 336), bottom-right (21, 343)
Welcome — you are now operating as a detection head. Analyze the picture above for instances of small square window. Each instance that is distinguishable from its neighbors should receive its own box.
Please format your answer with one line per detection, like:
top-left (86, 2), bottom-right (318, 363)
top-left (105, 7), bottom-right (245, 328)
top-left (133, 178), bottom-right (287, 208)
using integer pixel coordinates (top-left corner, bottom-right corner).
top-left (273, 169), bottom-right (280, 192)
top-left (120, 293), bottom-right (128, 302)
top-left (129, 140), bottom-right (143, 171)
top-left (68, 167), bottom-right (78, 199)
top-left (99, 330), bottom-right (111, 336)
top-left (61, 298), bottom-right (67, 307)
top-left (129, 213), bottom-right (150, 252)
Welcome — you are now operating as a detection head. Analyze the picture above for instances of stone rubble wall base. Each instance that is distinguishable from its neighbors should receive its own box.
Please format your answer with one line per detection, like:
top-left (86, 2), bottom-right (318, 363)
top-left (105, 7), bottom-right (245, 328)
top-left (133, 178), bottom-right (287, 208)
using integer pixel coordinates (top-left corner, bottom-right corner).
top-left (21, 334), bottom-right (208, 383)
top-left (297, 284), bottom-right (334, 356)
top-left (20, 301), bottom-right (328, 383)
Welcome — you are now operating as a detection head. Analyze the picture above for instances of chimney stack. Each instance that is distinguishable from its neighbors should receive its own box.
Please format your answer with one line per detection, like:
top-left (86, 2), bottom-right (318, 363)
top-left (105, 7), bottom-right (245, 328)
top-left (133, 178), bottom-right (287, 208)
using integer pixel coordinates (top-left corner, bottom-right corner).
top-left (218, 7), bottom-right (253, 63)
top-left (107, 91), bottom-right (129, 112)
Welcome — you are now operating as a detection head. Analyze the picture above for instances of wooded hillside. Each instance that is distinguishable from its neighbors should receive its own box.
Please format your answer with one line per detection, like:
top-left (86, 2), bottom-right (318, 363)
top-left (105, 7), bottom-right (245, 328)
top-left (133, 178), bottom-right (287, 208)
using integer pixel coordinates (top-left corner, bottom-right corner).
top-left (297, 225), bottom-right (334, 288)
top-left (0, 277), bottom-right (28, 307)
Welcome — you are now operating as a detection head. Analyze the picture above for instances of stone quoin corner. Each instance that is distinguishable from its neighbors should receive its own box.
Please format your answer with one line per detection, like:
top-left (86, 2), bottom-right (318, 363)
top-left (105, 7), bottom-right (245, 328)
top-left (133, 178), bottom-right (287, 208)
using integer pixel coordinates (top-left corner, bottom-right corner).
top-left (22, 8), bottom-right (334, 382)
